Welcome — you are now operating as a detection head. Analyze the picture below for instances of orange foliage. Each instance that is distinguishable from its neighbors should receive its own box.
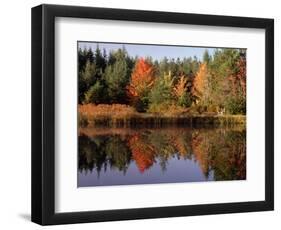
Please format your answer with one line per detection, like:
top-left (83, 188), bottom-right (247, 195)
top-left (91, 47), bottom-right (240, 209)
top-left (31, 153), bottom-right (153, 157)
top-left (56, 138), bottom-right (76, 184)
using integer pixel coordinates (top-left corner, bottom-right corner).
top-left (172, 136), bottom-right (189, 157)
top-left (128, 134), bottom-right (155, 173)
top-left (191, 130), bottom-right (246, 180)
top-left (173, 75), bottom-right (188, 98)
top-left (191, 132), bottom-right (210, 175)
top-left (78, 104), bottom-right (136, 118)
top-left (127, 58), bottom-right (155, 100)
top-left (192, 63), bottom-right (208, 100)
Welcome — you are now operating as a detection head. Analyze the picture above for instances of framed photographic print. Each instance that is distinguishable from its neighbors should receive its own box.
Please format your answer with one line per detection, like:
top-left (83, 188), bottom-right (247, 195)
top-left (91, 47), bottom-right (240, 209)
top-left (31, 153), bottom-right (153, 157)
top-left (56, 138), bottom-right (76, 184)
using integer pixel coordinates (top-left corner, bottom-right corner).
top-left (31, 4), bottom-right (274, 225)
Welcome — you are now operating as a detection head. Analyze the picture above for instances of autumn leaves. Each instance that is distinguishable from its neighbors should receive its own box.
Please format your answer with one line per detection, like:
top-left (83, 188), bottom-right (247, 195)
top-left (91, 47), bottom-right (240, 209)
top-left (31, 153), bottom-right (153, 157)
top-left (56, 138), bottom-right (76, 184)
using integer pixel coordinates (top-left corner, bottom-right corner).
top-left (126, 58), bottom-right (193, 113)
top-left (78, 45), bottom-right (246, 119)
top-left (126, 58), bottom-right (155, 111)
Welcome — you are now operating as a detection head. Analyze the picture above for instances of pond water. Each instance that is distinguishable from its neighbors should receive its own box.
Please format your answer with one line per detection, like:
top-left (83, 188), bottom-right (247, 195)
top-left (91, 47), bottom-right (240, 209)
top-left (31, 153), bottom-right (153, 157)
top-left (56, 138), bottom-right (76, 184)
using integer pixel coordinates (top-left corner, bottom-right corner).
top-left (78, 127), bottom-right (246, 187)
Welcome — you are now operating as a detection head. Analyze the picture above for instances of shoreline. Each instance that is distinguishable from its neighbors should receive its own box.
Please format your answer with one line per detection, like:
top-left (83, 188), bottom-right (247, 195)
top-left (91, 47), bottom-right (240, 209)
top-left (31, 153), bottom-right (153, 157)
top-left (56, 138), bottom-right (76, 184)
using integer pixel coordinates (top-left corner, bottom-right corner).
top-left (79, 113), bottom-right (246, 128)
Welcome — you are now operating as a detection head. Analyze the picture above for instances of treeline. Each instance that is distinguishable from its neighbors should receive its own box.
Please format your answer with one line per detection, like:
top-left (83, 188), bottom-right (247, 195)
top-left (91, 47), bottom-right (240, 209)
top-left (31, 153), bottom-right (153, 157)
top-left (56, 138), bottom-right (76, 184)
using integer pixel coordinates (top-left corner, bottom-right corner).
top-left (78, 46), bottom-right (246, 114)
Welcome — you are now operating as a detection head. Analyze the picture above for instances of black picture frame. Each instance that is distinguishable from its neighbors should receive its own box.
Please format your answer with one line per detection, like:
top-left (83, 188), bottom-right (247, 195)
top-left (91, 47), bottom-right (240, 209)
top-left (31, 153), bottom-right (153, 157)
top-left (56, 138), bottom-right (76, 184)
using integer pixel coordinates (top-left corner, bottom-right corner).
top-left (31, 4), bottom-right (274, 225)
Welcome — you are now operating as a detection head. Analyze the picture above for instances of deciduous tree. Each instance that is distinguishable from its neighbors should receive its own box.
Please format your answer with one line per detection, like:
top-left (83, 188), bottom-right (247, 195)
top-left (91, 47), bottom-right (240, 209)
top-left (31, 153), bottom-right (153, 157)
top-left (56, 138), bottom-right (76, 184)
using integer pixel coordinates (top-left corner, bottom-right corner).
top-left (127, 58), bottom-right (156, 111)
top-left (192, 62), bottom-right (208, 103)
top-left (174, 75), bottom-right (192, 107)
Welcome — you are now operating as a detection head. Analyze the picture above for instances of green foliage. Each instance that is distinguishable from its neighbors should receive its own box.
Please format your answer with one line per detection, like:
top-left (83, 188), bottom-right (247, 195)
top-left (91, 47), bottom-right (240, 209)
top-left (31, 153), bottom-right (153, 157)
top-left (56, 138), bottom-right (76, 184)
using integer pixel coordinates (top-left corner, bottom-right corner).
top-left (79, 128), bottom-right (246, 180)
top-left (203, 49), bottom-right (246, 114)
top-left (177, 91), bottom-right (192, 107)
top-left (78, 46), bottom-right (107, 104)
top-left (78, 45), bottom-right (246, 115)
top-left (81, 61), bottom-right (97, 87)
top-left (78, 48), bottom-right (95, 72)
top-left (84, 81), bottom-right (105, 104)
top-left (159, 57), bottom-right (169, 76)
top-left (133, 96), bottom-right (150, 113)
top-left (148, 72), bottom-right (174, 110)
top-left (78, 47), bottom-right (135, 104)
top-left (79, 61), bottom-right (97, 103)
top-left (225, 90), bottom-right (246, 115)
top-left (105, 136), bottom-right (131, 172)
top-left (203, 49), bottom-right (211, 64)
top-left (104, 49), bottom-right (130, 103)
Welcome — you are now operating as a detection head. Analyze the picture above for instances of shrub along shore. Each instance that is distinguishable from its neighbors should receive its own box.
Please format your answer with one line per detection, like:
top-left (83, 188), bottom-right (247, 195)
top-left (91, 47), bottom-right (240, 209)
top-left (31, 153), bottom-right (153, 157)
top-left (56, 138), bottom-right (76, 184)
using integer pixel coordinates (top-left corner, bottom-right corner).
top-left (79, 104), bottom-right (246, 128)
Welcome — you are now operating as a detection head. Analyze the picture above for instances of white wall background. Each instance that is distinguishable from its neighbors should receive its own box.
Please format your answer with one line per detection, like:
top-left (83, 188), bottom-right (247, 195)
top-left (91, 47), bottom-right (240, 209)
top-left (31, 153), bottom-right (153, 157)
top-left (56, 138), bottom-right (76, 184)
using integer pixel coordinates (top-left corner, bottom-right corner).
top-left (0, 0), bottom-right (279, 229)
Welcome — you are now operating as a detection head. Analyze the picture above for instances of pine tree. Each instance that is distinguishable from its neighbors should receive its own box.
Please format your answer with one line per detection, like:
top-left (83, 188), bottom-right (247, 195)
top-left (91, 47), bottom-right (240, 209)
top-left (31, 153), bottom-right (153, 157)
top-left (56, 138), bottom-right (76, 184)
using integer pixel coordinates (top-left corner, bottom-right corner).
top-left (203, 49), bottom-right (211, 64)
top-left (84, 81), bottom-right (104, 104)
top-left (104, 49), bottom-right (129, 103)
top-left (148, 71), bottom-right (174, 111)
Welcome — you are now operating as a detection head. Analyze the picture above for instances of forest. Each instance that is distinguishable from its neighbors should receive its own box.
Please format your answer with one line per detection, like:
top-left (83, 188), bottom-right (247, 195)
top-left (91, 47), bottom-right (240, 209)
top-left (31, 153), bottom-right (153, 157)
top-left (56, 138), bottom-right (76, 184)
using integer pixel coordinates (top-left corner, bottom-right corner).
top-left (78, 45), bottom-right (246, 127)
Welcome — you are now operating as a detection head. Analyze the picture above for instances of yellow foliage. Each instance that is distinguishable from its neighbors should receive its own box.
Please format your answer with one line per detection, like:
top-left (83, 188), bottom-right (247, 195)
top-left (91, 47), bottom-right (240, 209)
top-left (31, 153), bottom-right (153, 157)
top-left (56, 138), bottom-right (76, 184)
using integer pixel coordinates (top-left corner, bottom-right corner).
top-left (174, 75), bottom-right (188, 98)
top-left (192, 63), bottom-right (208, 100)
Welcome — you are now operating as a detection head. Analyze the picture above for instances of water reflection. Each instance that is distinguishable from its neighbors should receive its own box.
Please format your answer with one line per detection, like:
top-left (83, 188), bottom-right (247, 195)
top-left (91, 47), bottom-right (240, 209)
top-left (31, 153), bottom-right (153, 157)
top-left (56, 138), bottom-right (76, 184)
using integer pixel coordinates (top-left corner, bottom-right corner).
top-left (78, 127), bottom-right (246, 187)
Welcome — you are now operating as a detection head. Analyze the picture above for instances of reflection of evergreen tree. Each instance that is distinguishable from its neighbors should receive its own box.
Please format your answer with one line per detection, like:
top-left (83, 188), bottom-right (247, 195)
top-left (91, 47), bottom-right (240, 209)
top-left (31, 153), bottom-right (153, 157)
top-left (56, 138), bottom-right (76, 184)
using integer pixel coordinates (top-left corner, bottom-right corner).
top-left (78, 128), bottom-right (246, 181)
top-left (105, 136), bottom-right (131, 173)
top-left (78, 135), bottom-right (107, 175)
top-left (78, 135), bottom-right (131, 175)
top-left (148, 131), bottom-right (177, 171)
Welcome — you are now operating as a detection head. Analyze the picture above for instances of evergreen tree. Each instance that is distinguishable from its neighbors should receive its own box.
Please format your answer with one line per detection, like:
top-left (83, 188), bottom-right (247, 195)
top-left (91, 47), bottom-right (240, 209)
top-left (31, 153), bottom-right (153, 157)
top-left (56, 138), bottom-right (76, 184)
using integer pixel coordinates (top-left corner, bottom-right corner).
top-left (104, 49), bottom-right (130, 103)
top-left (79, 60), bottom-right (97, 103)
top-left (159, 56), bottom-right (169, 76)
top-left (207, 48), bottom-right (245, 114)
top-left (203, 49), bottom-right (211, 64)
top-left (148, 72), bottom-right (174, 111)
top-left (84, 81), bottom-right (105, 104)
top-left (94, 46), bottom-right (106, 79)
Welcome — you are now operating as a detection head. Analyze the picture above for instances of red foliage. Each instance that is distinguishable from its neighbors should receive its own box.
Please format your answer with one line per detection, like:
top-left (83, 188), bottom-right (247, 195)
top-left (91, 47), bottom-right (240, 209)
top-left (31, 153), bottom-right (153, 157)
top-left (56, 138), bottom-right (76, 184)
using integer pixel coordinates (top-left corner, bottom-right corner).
top-left (236, 56), bottom-right (246, 96)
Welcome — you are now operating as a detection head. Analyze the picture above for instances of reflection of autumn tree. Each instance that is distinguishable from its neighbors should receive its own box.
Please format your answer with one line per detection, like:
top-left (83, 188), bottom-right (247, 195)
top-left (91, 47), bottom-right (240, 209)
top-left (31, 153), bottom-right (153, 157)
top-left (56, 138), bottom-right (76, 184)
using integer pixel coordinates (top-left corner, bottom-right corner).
top-left (149, 129), bottom-right (193, 171)
top-left (191, 129), bottom-right (246, 180)
top-left (171, 130), bottom-right (193, 159)
top-left (78, 127), bottom-right (246, 181)
top-left (127, 134), bottom-right (156, 173)
top-left (191, 131), bottom-right (212, 177)
top-left (127, 129), bottom-right (192, 172)
top-left (213, 130), bottom-right (246, 180)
